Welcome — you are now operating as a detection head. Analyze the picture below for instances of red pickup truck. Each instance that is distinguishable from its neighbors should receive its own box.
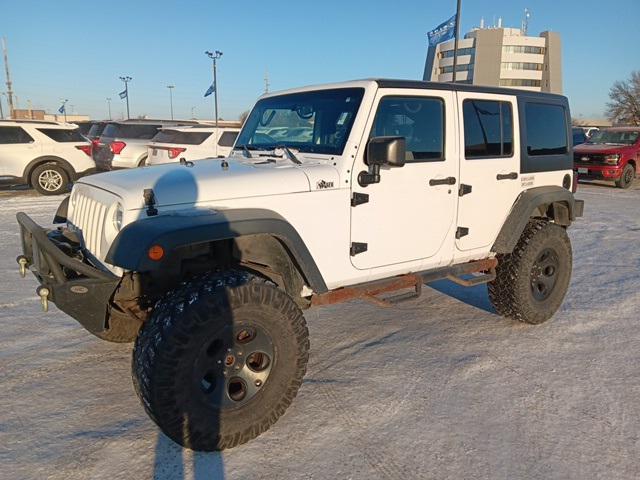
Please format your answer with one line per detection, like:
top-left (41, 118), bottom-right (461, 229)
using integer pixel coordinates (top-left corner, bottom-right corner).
top-left (574, 127), bottom-right (639, 189)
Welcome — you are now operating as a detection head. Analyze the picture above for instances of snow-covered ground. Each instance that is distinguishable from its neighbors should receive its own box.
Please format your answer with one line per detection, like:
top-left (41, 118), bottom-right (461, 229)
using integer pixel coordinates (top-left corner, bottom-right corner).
top-left (1, 181), bottom-right (639, 480)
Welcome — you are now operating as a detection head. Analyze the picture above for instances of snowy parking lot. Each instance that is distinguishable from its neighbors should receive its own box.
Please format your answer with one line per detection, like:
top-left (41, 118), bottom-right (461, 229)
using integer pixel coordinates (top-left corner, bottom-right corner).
top-left (1, 181), bottom-right (639, 480)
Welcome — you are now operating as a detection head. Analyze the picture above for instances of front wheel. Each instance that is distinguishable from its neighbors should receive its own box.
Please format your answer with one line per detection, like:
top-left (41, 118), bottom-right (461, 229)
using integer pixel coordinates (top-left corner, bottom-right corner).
top-left (31, 163), bottom-right (70, 195)
top-left (616, 164), bottom-right (635, 189)
top-left (489, 219), bottom-right (572, 325)
top-left (132, 270), bottom-right (309, 451)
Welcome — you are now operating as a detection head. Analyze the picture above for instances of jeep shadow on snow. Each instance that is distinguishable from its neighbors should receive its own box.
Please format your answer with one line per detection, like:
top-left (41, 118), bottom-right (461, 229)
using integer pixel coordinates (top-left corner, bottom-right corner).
top-left (15, 78), bottom-right (583, 452)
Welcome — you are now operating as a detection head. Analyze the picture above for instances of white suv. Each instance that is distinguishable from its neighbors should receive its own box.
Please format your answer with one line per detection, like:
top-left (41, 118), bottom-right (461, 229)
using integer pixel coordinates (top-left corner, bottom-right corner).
top-left (0, 120), bottom-right (95, 195)
top-left (146, 126), bottom-right (240, 165)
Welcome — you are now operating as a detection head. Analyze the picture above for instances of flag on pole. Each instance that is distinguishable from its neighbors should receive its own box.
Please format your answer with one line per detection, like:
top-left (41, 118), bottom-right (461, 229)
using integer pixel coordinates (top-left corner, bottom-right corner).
top-left (204, 83), bottom-right (216, 97)
top-left (427, 14), bottom-right (457, 46)
top-left (58, 103), bottom-right (65, 114)
top-left (118, 89), bottom-right (127, 99)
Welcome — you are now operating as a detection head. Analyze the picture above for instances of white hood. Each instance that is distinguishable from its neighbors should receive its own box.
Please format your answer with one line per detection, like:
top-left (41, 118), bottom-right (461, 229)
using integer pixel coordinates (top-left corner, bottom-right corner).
top-left (77, 156), bottom-right (339, 210)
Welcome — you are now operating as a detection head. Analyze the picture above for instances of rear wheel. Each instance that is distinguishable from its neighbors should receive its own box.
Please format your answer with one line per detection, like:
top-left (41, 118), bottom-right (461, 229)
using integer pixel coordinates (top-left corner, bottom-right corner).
top-left (616, 163), bottom-right (635, 189)
top-left (31, 163), bottom-right (69, 195)
top-left (132, 270), bottom-right (309, 451)
top-left (489, 219), bottom-right (572, 325)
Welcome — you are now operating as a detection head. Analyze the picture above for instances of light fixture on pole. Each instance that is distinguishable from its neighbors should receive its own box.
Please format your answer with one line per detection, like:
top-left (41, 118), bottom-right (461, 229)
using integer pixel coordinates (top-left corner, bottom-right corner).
top-left (167, 85), bottom-right (175, 120)
top-left (204, 50), bottom-right (223, 129)
top-left (119, 76), bottom-right (132, 119)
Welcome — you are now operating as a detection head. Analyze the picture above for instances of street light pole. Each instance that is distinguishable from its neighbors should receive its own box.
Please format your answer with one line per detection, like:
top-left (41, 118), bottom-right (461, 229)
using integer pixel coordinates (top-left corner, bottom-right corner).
top-left (205, 50), bottom-right (223, 128)
top-left (106, 97), bottom-right (112, 120)
top-left (0, 93), bottom-right (4, 119)
top-left (119, 76), bottom-right (132, 119)
top-left (167, 85), bottom-right (175, 120)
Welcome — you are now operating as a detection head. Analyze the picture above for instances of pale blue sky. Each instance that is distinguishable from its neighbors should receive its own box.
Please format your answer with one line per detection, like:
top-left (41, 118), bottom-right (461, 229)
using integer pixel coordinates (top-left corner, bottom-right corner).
top-left (0, 0), bottom-right (636, 120)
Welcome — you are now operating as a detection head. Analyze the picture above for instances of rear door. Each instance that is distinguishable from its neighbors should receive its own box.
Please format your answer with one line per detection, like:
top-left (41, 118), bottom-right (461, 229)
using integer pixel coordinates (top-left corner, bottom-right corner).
top-left (350, 88), bottom-right (458, 270)
top-left (455, 92), bottom-right (521, 255)
top-left (0, 126), bottom-right (38, 177)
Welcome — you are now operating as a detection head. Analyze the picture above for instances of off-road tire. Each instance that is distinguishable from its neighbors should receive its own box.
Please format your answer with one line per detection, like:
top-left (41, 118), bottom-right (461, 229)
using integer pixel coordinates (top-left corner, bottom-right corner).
top-left (92, 308), bottom-right (143, 343)
top-left (31, 163), bottom-right (70, 195)
top-left (616, 164), bottom-right (635, 189)
top-left (132, 270), bottom-right (309, 451)
top-left (488, 219), bottom-right (572, 325)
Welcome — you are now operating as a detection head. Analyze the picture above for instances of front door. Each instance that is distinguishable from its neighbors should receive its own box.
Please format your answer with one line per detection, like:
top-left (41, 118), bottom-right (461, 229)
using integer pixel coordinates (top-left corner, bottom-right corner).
top-left (350, 89), bottom-right (458, 270)
top-left (0, 126), bottom-right (38, 177)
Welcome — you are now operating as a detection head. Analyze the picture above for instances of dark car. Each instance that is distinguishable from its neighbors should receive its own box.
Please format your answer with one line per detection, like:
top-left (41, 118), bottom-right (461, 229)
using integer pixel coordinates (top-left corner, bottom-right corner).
top-left (572, 127), bottom-right (587, 146)
top-left (574, 127), bottom-right (640, 188)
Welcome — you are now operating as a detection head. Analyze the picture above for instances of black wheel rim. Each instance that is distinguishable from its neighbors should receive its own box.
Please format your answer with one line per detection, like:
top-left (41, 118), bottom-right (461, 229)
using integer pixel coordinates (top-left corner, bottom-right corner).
top-left (624, 167), bottom-right (634, 184)
top-left (194, 323), bottom-right (274, 409)
top-left (530, 248), bottom-right (560, 301)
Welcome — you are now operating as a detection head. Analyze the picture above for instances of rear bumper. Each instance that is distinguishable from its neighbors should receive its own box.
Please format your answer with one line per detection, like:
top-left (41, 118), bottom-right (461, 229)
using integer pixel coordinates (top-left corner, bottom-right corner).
top-left (574, 164), bottom-right (622, 180)
top-left (15, 212), bottom-right (119, 334)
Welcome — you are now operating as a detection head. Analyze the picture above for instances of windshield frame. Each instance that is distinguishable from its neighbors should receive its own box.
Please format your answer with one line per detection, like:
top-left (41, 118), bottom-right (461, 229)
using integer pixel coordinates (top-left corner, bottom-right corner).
top-left (235, 87), bottom-right (366, 156)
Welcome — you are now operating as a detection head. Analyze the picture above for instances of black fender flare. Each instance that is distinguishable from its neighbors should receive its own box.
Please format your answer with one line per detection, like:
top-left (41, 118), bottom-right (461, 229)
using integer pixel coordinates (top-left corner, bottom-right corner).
top-left (492, 186), bottom-right (584, 254)
top-left (105, 208), bottom-right (329, 293)
top-left (23, 156), bottom-right (76, 184)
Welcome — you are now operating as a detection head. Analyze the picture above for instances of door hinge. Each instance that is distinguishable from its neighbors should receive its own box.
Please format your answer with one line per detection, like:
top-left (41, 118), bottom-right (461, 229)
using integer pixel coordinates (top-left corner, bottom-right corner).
top-left (458, 184), bottom-right (472, 196)
top-left (351, 192), bottom-right (370, 207)
top-left (456, 227), bottom-right (469, 239)
top-left (350, 242), bottom-right (368, 256)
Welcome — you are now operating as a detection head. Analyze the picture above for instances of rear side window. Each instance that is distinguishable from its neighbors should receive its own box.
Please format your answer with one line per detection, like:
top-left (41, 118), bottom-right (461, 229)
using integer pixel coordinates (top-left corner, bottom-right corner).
top-left (37, 128), bottom-right (86, 142)
top-left (525, 103), bottom-right (568, 156)
top-left (0, 127), bottom-right (34, 144)
top-left (152, 130), bottom-right (212, 145)
top-left (102, 123), bottom-right (160, 139)
top-left (463, 100), bottom-right (513, 158)
top-left (371, 96), bottom-right (445, 162)
top-left (87, 123), bottom-right (106, 138)
top-left (218, 131), bottom-right (239, 147)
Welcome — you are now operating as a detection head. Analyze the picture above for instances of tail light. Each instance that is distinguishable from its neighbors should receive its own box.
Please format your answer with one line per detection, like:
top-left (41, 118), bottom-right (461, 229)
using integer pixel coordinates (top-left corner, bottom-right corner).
top-left (110, 141), bottom-right (127, 155)
top-left (168, 147), bottom-right (186, 159)
top-left (75, 144), bottom-right (92, 157)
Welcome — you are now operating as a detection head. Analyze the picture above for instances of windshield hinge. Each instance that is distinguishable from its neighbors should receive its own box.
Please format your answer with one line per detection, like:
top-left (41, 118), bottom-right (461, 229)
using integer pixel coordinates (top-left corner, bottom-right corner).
top-left (351, 192), bottom-right (369, 207)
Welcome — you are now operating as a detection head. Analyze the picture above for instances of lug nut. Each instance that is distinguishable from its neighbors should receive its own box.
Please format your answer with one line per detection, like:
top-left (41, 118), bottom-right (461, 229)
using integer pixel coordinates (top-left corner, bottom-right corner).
top-left (255, 380), bottom-right (263, 388)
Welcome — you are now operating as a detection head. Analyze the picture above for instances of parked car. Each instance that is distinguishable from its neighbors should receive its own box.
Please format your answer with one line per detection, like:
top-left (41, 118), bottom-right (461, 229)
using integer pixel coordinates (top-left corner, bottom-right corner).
top-left (16, 79), bottom-right (584, 451)
top-left (572, 127), bottom-right (587, 146)
top-left (146, 125), bottom-right (240, 165)
top-left (574, 127), bottom-right (639, 188)
top-left (0, 119), bottom-right (95, 195)
top-left (93, 119), bottom-right (198, 171)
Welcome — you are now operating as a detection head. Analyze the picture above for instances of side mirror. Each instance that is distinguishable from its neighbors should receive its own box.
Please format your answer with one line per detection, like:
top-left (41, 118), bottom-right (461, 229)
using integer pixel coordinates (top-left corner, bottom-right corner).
top-left (366, 136), bottom-right (406, 167)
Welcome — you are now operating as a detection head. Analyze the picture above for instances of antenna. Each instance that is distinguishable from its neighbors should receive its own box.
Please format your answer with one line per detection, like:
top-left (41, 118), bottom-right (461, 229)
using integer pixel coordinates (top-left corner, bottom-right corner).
top-left (522, 8), bottom-right (531, 35)
top-left (264, 68), bottom-right (270, 94)
top-left (2, 37), bottom-right (14, 117)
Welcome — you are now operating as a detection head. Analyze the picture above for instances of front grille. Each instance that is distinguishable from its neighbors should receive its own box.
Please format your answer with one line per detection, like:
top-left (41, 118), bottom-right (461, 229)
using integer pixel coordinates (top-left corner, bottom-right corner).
top-left (70, 189), bottom-right (108, 259)
top-left (574, 153), bottom-right (606, 165)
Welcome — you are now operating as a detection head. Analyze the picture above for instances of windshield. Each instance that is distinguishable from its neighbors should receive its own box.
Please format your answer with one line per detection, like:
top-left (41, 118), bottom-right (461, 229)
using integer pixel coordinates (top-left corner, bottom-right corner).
top-left (588, 130), bottom-right (639, 145)
top-left (235, 88), bottom-right (365, 155)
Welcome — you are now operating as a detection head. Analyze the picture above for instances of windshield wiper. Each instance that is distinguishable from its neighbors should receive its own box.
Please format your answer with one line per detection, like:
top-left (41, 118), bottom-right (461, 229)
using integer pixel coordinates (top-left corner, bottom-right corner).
top-left (279, 146), bottom-right (302, 165)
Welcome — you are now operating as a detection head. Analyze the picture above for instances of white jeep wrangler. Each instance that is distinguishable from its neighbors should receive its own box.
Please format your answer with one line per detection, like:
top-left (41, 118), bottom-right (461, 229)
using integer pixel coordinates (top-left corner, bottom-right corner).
top-left (16, 79), bottom-right (584, 451)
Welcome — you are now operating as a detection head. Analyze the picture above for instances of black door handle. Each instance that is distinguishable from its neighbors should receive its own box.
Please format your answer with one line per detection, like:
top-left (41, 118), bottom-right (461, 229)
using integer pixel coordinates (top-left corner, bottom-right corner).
top-left (497, 172), bottom-right (518, 180)
top-left (429, 176), bottom-right (456, 186)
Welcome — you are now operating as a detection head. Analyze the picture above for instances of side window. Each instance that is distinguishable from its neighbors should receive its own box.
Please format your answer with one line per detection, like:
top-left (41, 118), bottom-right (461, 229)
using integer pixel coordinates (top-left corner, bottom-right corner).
top-left (218, 131), bottom-right (239, 147)
top-left (525, 103), bottom-right (568, 156)
top-left (371, 96), bottom-right (445, 162)
top-left (37, 128), bottom-right (85, 142)
top-left (0, 127), bottom-right (34, 144)
top-left (463, 99), bottom-right (513, 158)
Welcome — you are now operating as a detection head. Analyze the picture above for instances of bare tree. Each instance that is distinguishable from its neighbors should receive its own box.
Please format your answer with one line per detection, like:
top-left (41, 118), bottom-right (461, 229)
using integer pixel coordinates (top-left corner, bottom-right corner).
top-left (606, 71), bottom-right (640, 126)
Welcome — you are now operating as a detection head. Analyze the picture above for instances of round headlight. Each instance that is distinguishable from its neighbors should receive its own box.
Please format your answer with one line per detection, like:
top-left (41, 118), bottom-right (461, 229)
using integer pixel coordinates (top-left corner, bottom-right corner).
top-left (113, 203), bottom-right (123, 231)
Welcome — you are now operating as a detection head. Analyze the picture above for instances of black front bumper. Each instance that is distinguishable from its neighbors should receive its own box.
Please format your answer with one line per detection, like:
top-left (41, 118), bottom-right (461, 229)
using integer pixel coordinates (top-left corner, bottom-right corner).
top-left (16, 212), bottom-right (119, 334)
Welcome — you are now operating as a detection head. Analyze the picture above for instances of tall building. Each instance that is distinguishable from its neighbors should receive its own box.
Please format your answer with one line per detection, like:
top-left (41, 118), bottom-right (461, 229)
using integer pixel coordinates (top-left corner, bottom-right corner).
top-left (423, 25), bottom-right (562, 94)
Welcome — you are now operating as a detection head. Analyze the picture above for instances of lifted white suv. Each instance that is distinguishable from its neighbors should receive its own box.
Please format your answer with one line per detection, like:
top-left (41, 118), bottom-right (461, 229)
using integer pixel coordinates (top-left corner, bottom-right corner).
top-left (0, 120), bottom-right (95, 195)
top-left (16, 79), bottom-right (583, 451)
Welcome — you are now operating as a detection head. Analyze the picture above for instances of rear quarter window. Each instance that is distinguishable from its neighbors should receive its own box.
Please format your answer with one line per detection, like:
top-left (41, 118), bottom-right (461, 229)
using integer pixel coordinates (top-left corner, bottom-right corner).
top-left (0, 126), bottom-right (34, 144)
top-left (37, 128), bottom-right (86, 142)
top-left (152, 130), bottom-right (212, 145)
top-left (218, 131), bottom-right (239, 147)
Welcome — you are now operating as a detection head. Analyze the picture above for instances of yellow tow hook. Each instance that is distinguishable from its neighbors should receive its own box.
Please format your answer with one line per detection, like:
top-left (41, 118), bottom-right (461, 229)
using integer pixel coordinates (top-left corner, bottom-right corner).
top-left (17, 256), bottom-right (28, 278)
top-left (36, 286), bottom-right (50, 312)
